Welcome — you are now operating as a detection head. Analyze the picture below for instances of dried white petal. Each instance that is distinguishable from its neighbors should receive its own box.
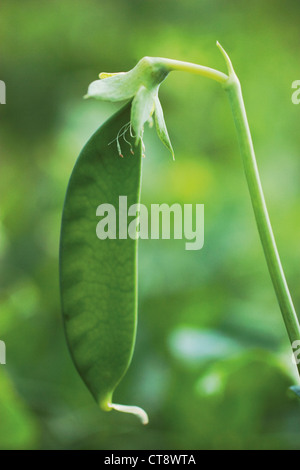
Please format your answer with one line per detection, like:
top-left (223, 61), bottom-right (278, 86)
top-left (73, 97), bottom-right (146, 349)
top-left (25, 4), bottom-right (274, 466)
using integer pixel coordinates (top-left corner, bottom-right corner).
top-left (131, 86), bottom-right (156, 143)
top-left (108, 402), bottom-right (149, 425)
top-left (154, 95), bottom-right (174, 159)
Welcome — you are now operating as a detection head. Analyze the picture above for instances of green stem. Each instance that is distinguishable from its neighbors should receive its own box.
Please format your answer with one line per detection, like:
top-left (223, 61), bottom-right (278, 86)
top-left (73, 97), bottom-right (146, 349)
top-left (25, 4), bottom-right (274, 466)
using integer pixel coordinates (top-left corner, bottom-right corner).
top-left (162, 44), bottom-right (300, 376)
top-left (218, 44), bottom-right (300, 375)
top-left (163, 58), bottom-right (228, 84)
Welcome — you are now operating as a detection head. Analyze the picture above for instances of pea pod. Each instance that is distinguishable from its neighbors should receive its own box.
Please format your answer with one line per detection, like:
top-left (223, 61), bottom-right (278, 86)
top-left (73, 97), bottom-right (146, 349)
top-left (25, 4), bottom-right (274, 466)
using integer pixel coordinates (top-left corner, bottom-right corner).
top-left (59, 103), bottom-right (148, 423)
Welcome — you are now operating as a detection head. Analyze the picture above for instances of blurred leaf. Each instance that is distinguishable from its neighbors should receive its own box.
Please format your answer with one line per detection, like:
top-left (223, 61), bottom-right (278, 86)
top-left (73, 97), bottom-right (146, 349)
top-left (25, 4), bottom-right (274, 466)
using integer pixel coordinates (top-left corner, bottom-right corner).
top-left (0, 371), bottom-right (38, 450)
top-left (168, 327), bottom-right (242, 366)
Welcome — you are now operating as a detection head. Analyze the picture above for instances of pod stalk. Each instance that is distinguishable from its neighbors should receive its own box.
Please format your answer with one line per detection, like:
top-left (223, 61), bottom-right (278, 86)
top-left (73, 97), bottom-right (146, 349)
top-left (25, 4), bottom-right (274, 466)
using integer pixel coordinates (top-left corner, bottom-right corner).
top-left (108, 402), bottom-right (149, 425)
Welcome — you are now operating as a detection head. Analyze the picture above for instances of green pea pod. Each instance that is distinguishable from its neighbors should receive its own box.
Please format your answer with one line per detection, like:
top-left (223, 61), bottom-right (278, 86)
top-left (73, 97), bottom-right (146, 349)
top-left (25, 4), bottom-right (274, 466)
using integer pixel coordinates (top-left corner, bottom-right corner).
top-left (60, 103), bottom-right (148, 424)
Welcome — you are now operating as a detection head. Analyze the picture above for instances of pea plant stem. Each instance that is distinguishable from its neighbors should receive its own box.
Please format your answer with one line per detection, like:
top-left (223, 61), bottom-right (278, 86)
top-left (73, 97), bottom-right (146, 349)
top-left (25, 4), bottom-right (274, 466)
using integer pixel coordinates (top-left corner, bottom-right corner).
top-left (164, 45), bottom-right (300, 377)
top-left (227, 72), bottom-right (300, 363)
top-left (163, 58), bottom-right (228, 84)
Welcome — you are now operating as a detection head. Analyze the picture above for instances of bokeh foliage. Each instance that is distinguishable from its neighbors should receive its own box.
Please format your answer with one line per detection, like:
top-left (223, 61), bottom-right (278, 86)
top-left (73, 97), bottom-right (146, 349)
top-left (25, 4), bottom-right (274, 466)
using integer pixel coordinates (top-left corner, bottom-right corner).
top-left (1, 0), bottom-right (300, 450)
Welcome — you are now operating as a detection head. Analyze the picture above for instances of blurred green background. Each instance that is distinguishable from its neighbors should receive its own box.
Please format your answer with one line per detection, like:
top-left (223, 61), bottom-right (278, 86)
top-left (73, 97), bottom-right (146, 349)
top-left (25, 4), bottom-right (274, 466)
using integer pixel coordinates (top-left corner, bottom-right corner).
top-left (1, 0), bottom-right (300, 450)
